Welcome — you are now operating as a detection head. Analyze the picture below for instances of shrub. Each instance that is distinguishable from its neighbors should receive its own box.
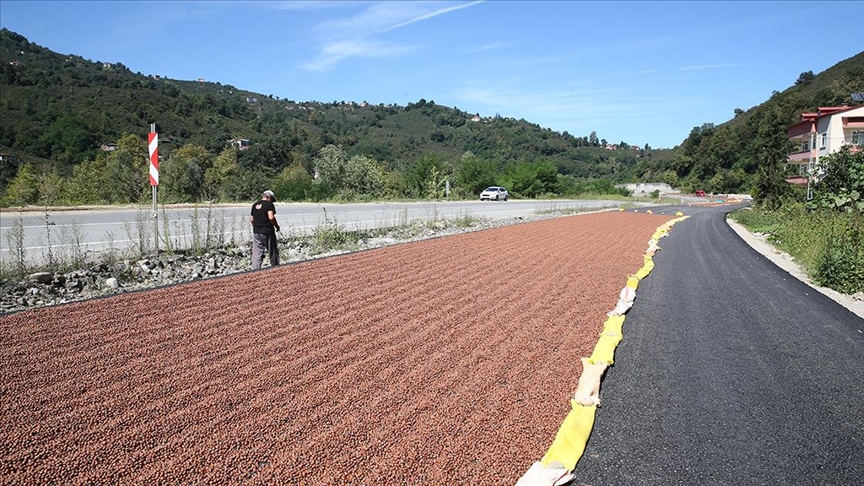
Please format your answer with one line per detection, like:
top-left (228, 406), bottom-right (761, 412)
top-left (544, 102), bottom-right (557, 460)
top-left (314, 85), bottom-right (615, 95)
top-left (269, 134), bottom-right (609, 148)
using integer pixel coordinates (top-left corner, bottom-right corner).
top-left (814, 214), bottom-right (864, 293)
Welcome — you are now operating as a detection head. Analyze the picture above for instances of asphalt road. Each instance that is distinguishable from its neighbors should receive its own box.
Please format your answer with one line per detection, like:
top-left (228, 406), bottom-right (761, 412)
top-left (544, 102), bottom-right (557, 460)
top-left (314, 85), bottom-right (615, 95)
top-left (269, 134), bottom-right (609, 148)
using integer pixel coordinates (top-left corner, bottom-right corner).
top-left (571, 204), bottom-right (864, 485)
top-left (0, 199), bottom-right (634, 265)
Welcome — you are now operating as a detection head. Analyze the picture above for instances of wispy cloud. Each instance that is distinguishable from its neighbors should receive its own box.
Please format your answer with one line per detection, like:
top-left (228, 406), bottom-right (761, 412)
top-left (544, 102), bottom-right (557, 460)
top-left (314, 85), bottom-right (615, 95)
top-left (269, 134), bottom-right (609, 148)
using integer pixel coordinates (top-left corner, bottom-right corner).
top-left (302, 39), bottom-right (415, 72)
top-left (266, 1), bottom-right (363, 11)
top-left (303, 1), bottom-right (484, 71)
top-left (378, 1), bottom-right (484, 34)
top-left (467, 41), bottom-right (508, 53)
top-left (453, 80), bottom-right (700, 139)
top-left (677, 63), bottom-right (748, 71)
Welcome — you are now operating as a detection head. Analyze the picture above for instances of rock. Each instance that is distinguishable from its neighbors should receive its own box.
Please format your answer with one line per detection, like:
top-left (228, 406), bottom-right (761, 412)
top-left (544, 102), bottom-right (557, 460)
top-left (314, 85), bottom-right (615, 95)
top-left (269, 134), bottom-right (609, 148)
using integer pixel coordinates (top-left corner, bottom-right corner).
top-left (28, 272), bottom-right (53, 284)
top-left (105, 278), bottom-right (119, 289)
top-left (51, 275), bottom-right (67, 287)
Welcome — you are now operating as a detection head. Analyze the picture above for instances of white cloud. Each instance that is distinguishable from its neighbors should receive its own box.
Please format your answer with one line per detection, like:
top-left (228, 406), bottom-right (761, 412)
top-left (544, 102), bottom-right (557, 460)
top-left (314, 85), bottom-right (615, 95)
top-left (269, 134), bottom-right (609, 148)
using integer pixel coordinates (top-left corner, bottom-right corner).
top-left (452, 80), bottom-right (701, 140)
top-left (302, 39), bottom-right (415, 72)
top-left (677, 63), bottom-right (748, 71)
top-left (467, 41), bottom-right (509, 53)
top-left (303, 1), bottom-right (484, 71)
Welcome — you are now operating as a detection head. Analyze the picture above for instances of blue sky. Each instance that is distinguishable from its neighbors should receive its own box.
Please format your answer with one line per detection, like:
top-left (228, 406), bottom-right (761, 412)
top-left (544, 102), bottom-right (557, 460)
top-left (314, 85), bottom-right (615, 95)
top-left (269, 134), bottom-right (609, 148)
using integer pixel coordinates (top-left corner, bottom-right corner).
top-left (1, 1), bottom-right (863, 149)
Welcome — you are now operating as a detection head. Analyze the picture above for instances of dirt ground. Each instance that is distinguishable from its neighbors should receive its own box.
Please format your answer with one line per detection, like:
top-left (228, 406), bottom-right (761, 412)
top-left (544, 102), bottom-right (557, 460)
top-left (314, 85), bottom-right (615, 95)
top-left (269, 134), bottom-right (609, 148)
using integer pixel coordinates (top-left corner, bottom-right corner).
top-left (1, 211), bottom-right (674, 485)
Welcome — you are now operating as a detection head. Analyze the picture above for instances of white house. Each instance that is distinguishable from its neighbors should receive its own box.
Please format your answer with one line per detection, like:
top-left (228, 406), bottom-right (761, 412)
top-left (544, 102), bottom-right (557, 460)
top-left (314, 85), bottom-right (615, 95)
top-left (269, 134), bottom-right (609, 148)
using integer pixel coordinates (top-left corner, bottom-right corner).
top-left (787, 105), bottom-right (864, 180)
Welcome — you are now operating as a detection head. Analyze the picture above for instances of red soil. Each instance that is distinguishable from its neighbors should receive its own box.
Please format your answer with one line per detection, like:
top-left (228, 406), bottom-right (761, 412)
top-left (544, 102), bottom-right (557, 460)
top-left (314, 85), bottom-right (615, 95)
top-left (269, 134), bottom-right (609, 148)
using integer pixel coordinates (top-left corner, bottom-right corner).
top-left (1, 211), bottom-right (674, 485)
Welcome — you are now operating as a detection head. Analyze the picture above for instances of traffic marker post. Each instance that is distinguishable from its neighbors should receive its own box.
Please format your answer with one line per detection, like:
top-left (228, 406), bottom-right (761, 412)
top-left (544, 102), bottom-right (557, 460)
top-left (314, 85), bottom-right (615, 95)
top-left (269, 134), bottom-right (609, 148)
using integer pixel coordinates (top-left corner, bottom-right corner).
top-left (149, 123), bottom-right (159, 252)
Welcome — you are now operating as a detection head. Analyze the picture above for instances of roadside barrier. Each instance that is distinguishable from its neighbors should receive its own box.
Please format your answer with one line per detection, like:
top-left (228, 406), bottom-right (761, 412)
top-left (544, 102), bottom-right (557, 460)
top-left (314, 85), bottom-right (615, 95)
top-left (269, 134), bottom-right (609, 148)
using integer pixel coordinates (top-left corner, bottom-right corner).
top-left (516, 212), bottom-right (690, 486)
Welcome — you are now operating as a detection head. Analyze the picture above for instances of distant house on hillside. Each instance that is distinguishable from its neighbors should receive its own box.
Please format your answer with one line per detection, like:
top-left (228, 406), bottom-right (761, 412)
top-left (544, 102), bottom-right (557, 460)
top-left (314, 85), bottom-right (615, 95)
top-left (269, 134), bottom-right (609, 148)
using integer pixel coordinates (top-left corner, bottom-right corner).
top-left (100, 143), bottom-right (117, 152)
top-left (230, 138), bottom-right (251, 150)
top-left (0, 153), bottom-right (19, 163)
top-left (471, 114), bottom-right (481, 122)
top-left (787, 105), bottom-right (864, 196)
top-left (246, 97), bottom-right (258, 103)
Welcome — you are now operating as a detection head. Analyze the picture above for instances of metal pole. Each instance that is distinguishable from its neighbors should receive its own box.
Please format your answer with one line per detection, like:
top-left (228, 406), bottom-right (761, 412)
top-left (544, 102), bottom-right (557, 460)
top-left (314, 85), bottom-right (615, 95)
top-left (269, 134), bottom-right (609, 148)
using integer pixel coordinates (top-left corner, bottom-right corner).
top-left (151, 123), bottom-right (159, 253)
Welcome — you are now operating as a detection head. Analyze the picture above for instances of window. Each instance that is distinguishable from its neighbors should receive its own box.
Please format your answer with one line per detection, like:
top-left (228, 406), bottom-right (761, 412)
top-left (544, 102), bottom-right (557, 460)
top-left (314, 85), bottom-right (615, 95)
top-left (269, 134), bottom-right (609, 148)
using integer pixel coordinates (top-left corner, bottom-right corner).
top-left (820, 133), bottom-right (827, 149)
top-left (801, 140), bottom-right (809, 151)
top-left (852, 131), bottom-right (864, 145)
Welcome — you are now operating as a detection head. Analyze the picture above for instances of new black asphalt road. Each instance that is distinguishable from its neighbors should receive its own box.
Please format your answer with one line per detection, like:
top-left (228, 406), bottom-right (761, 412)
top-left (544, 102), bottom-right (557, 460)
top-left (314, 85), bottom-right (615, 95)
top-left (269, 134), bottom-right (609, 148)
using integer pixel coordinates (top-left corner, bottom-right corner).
top-left (571, 204), bottom-right (864, 485)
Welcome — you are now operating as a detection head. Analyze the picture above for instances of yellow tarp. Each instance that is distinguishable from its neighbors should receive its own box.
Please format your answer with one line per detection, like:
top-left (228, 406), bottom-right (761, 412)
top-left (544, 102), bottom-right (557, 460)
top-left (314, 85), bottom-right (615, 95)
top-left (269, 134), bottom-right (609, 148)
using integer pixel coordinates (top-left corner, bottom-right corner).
top-left (540, 400), bottom-right (597, 471)
top-left (602, 314), bottom-right (625, 337)
top-left (588, 333), bottom-right (623, 364)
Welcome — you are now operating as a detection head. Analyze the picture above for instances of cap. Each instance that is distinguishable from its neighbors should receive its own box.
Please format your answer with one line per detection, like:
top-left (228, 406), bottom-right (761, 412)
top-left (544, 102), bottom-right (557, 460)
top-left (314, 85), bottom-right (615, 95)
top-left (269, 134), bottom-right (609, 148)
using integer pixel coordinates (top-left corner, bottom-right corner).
top-left (262, 190), bottom-right (276, 202)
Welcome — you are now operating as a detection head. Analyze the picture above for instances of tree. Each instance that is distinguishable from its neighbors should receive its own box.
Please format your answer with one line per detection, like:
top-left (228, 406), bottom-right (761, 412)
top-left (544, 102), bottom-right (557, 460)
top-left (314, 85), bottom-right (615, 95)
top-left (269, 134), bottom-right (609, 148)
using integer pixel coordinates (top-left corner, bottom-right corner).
top-left (751, 106), bottom-right (794, 210)
top-left (457, 152), bottom-right (497, 195)
top-left (503, 160), bottom-right (559, 198)
top-left (65, 153), bottom-right (110, 204)
top-left (795, 70), bottom-right (815, 86)
top-left (2, 162), bottom-right (39, 205)
top-left (205, 147), bottom-right (240, 201)
top-left (161, 144), bottom-right (210, 202)
top-left (810, 146), bottom-right (864, 212)
top-left (405, 153), bottom-right (452, 199)
top-left (313, 144), bottom-right (350, 190)
top-left (104, 134), bottom-right (148, 204)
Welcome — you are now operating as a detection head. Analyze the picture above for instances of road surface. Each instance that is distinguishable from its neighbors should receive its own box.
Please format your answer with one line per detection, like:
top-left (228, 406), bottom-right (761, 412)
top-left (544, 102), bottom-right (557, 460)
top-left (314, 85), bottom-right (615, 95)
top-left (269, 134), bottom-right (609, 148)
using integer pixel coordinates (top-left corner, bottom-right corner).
top-left (571, 204), bottom-right (864, 484)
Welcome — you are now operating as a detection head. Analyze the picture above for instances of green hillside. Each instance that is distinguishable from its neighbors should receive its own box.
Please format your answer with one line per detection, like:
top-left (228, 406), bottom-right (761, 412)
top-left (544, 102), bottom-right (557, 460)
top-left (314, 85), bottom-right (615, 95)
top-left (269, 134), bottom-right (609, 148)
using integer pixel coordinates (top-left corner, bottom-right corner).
top-left (1, 28), bottom-right (862, 205)
top-left (639, 52), bottom-right (864, 194)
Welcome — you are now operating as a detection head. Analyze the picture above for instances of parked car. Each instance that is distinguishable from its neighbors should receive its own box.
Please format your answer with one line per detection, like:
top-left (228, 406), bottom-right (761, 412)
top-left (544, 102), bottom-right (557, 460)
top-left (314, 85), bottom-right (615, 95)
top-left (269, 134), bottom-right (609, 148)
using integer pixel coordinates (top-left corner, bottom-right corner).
top-left (480, 186), bottom-right (509, 201)
top-left (694, 189), bottom-right (707, 197)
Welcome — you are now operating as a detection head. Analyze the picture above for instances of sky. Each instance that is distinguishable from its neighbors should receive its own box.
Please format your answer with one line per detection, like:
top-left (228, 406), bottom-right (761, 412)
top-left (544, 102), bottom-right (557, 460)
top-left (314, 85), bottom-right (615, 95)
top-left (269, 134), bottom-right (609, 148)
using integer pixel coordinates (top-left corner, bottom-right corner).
top-left (1, 1), bottom-right (863, 149)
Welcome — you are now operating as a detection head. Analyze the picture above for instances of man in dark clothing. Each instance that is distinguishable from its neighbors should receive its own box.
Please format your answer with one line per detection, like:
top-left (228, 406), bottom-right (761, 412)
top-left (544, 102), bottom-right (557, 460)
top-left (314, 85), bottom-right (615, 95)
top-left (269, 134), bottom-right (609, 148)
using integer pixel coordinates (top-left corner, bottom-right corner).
top-left (250, 190), bottom-right (281, 269)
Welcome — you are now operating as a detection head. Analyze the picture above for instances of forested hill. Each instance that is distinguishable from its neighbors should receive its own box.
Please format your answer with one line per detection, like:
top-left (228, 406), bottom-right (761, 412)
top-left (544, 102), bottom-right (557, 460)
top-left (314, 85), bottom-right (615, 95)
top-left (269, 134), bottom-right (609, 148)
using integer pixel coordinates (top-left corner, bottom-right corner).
top-left (0, 28), bottom-right (661, 205)
top-left (647, 51), bottom-right (864, 195)
top-left (0, 27), bottom-right (862, 206)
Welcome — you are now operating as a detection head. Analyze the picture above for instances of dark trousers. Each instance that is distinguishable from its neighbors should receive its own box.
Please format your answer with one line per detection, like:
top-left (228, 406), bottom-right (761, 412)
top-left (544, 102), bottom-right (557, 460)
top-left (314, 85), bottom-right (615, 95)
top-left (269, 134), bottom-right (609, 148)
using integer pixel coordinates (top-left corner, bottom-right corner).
top-left (252, 232), bottom-right (279, 269)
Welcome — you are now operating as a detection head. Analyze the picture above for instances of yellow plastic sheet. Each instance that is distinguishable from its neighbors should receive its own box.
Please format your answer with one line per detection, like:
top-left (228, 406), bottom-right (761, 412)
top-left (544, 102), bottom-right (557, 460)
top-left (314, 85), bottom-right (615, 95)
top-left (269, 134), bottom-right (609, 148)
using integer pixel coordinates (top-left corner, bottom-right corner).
top-left (626, 275), bottom-right (640, 290)
top-left (588, 333), bottom-right (622, 364)
top-left (602, 315), bottom-right (625, 337)
top-left (540, 400), bottom-right (597, 471)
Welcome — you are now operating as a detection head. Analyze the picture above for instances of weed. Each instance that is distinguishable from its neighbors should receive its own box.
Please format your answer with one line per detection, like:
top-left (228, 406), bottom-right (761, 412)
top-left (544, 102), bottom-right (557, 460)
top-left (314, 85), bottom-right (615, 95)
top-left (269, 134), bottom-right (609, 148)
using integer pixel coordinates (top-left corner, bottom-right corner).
top-left (311, 208), bottom-right (355, 252)
top-left (4, 213), bottom-right (27, 278)
top-left (732, 206), bottom-right (864, 294)
top-left (43, 208), bottom-right (55, 270)
top-left (160, 206), bottom-right (174, 254)
top-left (59, 221), bottom-right (87, 270)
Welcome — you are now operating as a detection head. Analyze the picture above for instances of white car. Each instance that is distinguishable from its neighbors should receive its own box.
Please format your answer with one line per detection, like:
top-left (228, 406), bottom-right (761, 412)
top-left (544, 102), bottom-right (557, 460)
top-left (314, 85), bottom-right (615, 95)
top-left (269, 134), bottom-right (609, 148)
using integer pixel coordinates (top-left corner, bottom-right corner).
top-left (479, 186), bottom-right (509, 201)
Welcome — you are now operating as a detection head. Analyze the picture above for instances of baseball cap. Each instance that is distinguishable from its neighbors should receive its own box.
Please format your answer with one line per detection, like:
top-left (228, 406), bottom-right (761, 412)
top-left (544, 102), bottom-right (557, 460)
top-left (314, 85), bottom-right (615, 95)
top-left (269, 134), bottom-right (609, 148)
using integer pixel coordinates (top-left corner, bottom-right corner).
top-left (262, 190), bottom-right (276, 201)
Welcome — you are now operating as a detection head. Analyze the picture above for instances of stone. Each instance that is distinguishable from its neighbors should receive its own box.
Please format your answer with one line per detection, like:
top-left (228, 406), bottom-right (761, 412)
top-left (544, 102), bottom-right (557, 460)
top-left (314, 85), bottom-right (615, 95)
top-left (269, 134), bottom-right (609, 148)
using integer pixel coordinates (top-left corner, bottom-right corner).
top-left (105, 278), bottom-right (119, 289)
top-left (28, 272), bottom-right (53, 284)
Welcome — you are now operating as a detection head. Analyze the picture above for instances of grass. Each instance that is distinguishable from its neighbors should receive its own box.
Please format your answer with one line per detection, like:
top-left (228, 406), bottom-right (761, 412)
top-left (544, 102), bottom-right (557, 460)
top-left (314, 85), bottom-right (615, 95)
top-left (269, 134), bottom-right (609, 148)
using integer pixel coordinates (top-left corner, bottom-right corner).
top-left (1, 203), bottom-right (516, 282)
top-left (730, 206), bottom-right (864, 294)
top-left (534, 201), bottom-right (622, 215)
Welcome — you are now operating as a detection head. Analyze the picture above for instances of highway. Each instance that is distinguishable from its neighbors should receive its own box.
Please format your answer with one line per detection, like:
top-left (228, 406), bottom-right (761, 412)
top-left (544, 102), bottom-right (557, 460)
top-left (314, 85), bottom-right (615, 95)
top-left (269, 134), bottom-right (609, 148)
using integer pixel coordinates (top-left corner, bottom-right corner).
top-left (0, 199), bottom-right (632, 265)
top-left (571, 204), bottom-right (864, 484)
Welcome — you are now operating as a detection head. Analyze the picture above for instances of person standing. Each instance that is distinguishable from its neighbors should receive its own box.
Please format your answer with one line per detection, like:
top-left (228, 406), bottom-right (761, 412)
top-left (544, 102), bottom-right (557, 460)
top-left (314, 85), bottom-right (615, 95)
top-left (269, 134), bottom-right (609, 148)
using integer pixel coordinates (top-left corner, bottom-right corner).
top-left (250, 190), bottom-right (280, 269)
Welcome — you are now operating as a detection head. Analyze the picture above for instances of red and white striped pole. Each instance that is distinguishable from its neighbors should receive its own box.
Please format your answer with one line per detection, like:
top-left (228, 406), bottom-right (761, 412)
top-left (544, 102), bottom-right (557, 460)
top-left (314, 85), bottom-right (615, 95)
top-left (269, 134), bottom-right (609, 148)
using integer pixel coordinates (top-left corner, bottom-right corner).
top-left (148, 127), bottom-right (159, 187)
top-left (149, 123), bottom-right (159, 252)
